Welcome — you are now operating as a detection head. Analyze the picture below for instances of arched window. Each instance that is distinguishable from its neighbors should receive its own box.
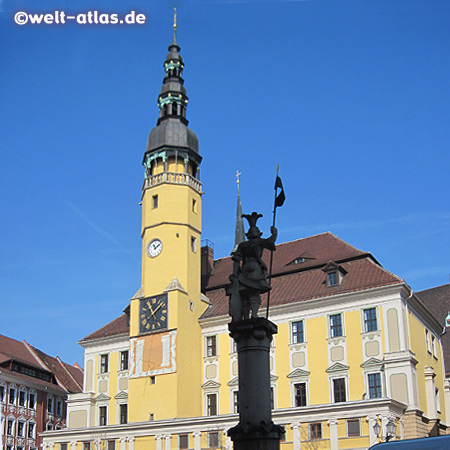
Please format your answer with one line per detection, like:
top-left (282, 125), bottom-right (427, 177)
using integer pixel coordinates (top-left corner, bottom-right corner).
top-left (27, 420), bottom-right (36, 439)
top-left (18, 386), bottom-right (27, 407)
top-left (172, 102), bottom-right (178, 115)
top-left (47, 394), bottom-right (54, 413)
top-left (29, 389), bottom-right (37, 409)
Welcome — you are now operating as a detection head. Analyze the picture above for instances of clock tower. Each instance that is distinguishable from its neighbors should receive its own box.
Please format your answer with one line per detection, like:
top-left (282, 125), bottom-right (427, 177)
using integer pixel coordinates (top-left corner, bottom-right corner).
top-left (128, 17), bottom-right (207, 422)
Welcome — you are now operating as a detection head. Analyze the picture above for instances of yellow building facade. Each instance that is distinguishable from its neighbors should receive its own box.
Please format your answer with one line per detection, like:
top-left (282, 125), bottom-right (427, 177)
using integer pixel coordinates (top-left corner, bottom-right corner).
top-left (43, 27), bottom-right (448, 450)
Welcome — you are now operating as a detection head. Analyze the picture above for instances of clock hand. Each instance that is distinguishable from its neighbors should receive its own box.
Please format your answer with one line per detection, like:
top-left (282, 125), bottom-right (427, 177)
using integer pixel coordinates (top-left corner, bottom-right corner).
top-left (150, 301), bottom-right (165, 317)
top-left (146, 300), bottom-right (156, 317)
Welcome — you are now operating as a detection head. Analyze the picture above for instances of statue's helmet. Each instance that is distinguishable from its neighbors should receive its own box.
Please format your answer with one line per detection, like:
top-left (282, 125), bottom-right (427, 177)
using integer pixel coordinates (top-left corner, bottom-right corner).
top-left (243, 212), bottom-right (263, 239)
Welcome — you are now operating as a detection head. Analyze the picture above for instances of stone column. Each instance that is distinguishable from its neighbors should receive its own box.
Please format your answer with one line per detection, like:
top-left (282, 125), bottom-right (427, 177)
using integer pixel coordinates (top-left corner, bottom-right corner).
top-left (164, 434), bottom-right (171, 450)
top-left (366, 415), bottom-right (378, 446)
top-left (328, 419), bottom-right (338, 450)
top-left (119, 437), bottom-right (127, 450)
top-left (193, 431), bottom-right (201, 450)
top-left (292, 423), bottom-right (301, 450)
top-left (228, 318), bottom-right (284, 450)
top-left (425, 366), bottom-right (438, 420)
top-left (156, 435), bottom-right (163, 450)
top-left (70, 442), bottom-right (77, 450)
top-left (127, 437), bottom-right (135, 450)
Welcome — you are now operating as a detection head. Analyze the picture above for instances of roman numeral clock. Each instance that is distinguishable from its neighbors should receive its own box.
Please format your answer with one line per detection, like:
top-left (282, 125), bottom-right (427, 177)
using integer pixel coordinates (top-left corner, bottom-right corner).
top-left (139, 294), bottom-right (168, 333)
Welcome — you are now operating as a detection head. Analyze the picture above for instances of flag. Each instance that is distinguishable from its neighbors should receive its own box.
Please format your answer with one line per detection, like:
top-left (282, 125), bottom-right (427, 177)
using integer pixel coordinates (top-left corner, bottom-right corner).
top-left (274, 175), bottom-right (285, 208)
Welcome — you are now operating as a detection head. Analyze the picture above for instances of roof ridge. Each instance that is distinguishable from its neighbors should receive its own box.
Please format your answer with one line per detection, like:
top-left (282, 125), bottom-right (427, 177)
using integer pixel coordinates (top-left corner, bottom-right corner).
top-left (56, 356), bottom-right (83, 391)
top-left (22, 340), bottom-right (50, 370)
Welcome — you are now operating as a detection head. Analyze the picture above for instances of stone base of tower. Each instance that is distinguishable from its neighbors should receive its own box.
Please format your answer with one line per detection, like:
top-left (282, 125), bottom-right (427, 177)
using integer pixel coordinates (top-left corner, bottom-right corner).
top-left (228, 318), bottom-right (285, 450)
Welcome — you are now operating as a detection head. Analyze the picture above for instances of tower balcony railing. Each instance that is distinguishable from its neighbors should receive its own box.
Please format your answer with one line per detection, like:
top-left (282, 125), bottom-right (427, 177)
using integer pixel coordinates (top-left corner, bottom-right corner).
top-left (144, 172), bottom-right (203, 193)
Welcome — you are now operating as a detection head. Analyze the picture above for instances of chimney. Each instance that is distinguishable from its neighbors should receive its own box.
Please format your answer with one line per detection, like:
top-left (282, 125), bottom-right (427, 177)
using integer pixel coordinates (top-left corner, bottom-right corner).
top-left (201, 240), bottom-right (214, 293)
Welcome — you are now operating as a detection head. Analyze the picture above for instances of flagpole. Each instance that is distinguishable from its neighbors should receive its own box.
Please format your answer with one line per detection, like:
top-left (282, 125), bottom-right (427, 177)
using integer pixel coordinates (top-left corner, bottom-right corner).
top-left (266, 166), bottom-right (279, 318)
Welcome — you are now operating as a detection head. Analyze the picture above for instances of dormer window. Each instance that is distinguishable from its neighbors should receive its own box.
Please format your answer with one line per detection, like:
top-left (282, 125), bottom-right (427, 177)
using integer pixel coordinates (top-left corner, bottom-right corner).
top-left (322, 261), bottom-right (346, 287)
top-left (328, 272), bottom-right (338, 286)
top-left (287, 254), bottom-right (315, 266)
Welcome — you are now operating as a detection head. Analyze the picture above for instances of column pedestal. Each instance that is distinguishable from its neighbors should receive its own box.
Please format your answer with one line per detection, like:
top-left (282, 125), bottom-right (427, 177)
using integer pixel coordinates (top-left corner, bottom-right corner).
top-left (228, 318), bottom-right (285, 450)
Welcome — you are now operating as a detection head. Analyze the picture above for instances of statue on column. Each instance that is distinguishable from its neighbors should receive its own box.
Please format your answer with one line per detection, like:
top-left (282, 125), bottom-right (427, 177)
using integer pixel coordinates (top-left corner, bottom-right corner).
top-left (228, 212), bottom-right (277, 321)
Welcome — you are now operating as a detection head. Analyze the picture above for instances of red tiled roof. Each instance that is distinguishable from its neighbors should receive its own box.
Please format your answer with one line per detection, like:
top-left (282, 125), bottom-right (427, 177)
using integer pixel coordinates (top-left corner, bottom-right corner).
top-left (202, 257), bottom-right (402, 319)
top-left (80, 313), bottom-right (129, 343)
top-left (205, 232), bottom-right (371, 290)
top-left (417, 284), bottom-right (450, 376)
top-left (0, 334), bottom-right (83, 393)
top-left (0, 334), bottom-right (44, 367)
top-left (30, 346), bottom-right (83, 393)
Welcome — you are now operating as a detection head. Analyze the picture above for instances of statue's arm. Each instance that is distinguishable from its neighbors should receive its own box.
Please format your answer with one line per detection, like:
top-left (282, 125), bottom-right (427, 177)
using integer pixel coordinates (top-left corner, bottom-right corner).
top-left (264, 226), bottom-right (278, 249)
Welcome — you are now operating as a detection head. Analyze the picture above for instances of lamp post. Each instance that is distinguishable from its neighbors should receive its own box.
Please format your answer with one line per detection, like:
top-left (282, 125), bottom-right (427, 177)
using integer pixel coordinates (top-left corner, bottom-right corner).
top-left (374, 419), bottom-right (397, 442)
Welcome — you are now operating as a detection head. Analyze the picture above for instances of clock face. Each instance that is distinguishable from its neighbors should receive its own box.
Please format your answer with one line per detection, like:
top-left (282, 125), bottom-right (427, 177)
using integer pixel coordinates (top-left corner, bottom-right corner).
top-left (147, 239), bottom-right (163, 258)
top-left (140, 294), bottom-right (168, 333)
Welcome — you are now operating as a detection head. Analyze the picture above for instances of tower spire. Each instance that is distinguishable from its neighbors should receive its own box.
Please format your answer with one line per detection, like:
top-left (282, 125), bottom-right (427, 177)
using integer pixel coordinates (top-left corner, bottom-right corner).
top-left (172, 7), bottom-right (178, 48)
top-left (232, 171), bottom-right (245, 254)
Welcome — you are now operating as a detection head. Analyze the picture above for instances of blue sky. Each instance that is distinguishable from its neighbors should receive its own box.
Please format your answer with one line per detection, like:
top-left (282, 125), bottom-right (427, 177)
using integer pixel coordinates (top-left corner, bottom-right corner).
top-left (1, 0), bottom-right (449, 365)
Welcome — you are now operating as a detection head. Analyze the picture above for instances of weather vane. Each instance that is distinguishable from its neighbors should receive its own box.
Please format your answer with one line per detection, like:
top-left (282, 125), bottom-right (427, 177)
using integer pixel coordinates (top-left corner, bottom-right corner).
top-left (173, 7), bottom-right (177, 31)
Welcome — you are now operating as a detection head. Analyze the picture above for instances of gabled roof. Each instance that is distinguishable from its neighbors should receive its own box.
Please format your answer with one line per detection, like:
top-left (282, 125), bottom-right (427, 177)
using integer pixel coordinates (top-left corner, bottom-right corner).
top-left (201, 238), bottom-right (402, 320)
top-left (204, 232), bottom-right (372, 290)
top-left (417, 284), bottom-right (450, 376)
top-left (0, 334), bottom-right (83, 393)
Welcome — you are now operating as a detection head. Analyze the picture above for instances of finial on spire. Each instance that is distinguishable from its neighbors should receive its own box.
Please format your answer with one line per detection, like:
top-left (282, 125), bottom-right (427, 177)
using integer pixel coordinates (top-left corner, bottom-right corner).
top-left (232, 171), bottom-right (245, 254)
top-left (173, 7), bottom-right (177, 37)
top-left (236, 170), bottom-right (242, 185)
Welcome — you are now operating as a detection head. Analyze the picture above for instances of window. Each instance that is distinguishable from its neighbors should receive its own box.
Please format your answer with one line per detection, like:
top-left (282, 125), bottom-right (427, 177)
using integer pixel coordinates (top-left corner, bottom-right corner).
top-left (47, 423), bottom-right (54, 431)
top-left (271, 387), bottom-right (274, 409)
top-left (150, 376), bottom-right (156, 384)
top-left (120, 351), bottom-right (129, 371)
top-left (310, 422), bottom-right (322, 439)
top-left (107, 441), bottom-right (115, 450)
top-left (0, 385), bottom-right (5, 402)
top-left (179, 434), bottom-right (189, 449)
top-left (364, 308), bottom-right (378, 332)
top-left (152, 195), bottom-right (158, 209)
top-left (56, 399), bottom-right (63, 416)
top-left (28, 422), bottom-right (35, 438)
top-left (207, 393), bottom-right (217, 416)
top-left (333, 378), bottom-right (346, 402)
top-left (19, 389), bottom-right (26, 407)
top-left (99, 406), bottom-right (107, 426)
top-left (192, 199), bottom-right (197, 213)
top-left (208, 431), bottom-right (219, 448)
top-left (347, 419), bottom-right (360, 437)
top-left (47, 396), bottom-right (54, 413)
top-left (328, 271), bottom-right (338, 286)
top-left (291, 320), bottom-right (304, 344)
top-left (17, 420), bottom-right (25, 437)
top-left (6, 446), bottom-right (12, 450)
top-left (426, 329), bottom-right (431, 353)
top-left (436, 387), bottom-right (441, 413)
top-left (9, 387), bottom-right (16, 404)
top-left (432, 335), bottom-right (438, 358)
top-left (191, 236), bottom-right (197, 253)
top-left (83, 443), bottom-right (91, 450)
top-left (206, 336), bottom-right (217, 357)
top-left (294, 382), bottom-right (307, 407)
top-left (368, 373), bottom-right (382, 399)
top-left (7, 418), bottom-right (14, 435)
top-left (120, 404), bottom-right (128, 424)
top-left (329, 313), bottom-right (343, 337)
top-left (233, 391), bottom-right (239, 413)
top-left (29, 392), bottom-right (36, 409)
top-left (60, 444), bottom-right (68, 450)
top-left (100, 354), bottom-right (109, 373)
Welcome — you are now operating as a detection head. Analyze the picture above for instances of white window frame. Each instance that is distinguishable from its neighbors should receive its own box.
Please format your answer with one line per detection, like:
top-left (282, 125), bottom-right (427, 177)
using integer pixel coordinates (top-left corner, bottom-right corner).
top-left (6, 416), bottom-right (15, 436)
top-left (205, 392), bottom-right (218, 416)
top-left (205, 335), bottom-right (217, 357)
top-left (98, 405), bottom-right (108, 426)
top-left (47, 394), bottom-right (54, 413)
top-left (330, 376), bottom-right (348, 403)
top-left (291, 320), bottom-right (305, 344)
top-left (347, 418), bottom-right (361, 437)
top-left (367, 371), bottom-right (383, 399)
top-left (328, 313), bottom-right (344, 338)
top-left (100, 354), bottom-right (109, 374)
top-left (362, 307), bottom-right (378, 333)
top-left (17, 417), bottom-right (26, 437)
top-left (28, 420), bottom-right (36, 439)
top-left (29, 389), bottom-right (37, 410)
top-left (8, 384), bottom-right (17, 405)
